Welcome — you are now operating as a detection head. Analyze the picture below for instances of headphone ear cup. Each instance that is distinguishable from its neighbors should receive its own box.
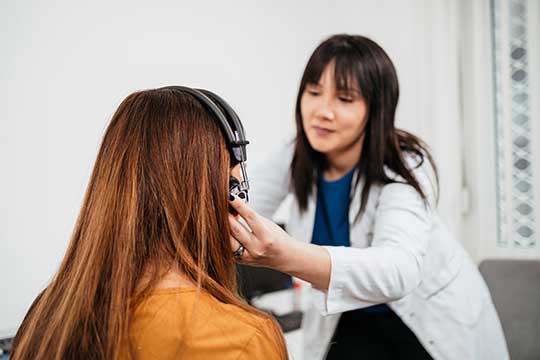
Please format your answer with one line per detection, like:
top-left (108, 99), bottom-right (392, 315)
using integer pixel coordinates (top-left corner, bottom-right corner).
top-left (228, 175), bottom-right (249, 215)
top-left (229, 176), bottom-right (240, 216)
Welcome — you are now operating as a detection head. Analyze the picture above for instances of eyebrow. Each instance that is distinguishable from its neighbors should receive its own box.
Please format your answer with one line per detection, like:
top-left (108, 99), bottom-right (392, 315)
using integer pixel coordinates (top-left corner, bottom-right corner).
top-left (306, 82), bottom-right (362, 95)
top-left (336, 86), bottom-right (362, 95)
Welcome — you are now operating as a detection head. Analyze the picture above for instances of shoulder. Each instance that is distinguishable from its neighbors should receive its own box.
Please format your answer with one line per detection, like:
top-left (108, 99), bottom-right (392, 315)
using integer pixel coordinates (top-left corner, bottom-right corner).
top-left (236, 317), bottom-right (285, 360)
top-left (383, 151), bottom-right (436, 183)
top-left (252, 139), bottom-right (295, 169)
top-left (249, 139), bottom-right (296, 217)
top-left (250, 139), bottom-right (295, 181)
top-left (130, 289), bottom-right (284, 359)
top-left (381, 151), bottom-right (438, 206)
top-left (194, 294), bottom-right (285, 359)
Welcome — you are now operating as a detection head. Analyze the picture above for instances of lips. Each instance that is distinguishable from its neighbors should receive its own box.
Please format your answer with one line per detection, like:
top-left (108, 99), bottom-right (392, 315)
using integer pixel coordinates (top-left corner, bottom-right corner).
top-left (312, 125), bottom-right (335, 137)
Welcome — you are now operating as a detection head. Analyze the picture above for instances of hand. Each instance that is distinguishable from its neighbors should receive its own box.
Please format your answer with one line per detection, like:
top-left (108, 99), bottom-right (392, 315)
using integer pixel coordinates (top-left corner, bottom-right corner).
top-left (228, 194), bottom-right (331, 290)
top-left (228, 194), bottom-right (291, 268)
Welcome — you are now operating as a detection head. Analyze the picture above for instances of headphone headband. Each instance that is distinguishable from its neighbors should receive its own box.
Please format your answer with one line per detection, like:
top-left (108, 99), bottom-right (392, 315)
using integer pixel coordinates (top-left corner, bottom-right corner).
top-left (159, 85), bottom-right (249, 164)
top-left (197, 89), bottom-right (248, 164)
top-left (158, 85), bottom-right (250, 196)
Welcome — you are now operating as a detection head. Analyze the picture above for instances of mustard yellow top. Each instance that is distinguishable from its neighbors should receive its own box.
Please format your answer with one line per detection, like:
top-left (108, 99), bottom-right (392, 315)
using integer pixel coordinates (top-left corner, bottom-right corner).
top-left (128, 288), bottom-right (285, 359)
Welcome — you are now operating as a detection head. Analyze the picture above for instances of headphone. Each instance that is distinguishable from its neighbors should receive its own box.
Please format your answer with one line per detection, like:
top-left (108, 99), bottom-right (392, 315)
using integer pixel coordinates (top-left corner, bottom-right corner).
top-left (159, 86), bottom-right (250, 211)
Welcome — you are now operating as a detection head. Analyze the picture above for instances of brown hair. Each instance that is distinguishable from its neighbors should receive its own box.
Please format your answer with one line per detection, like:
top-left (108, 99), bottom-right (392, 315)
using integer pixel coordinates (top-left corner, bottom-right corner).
top-left (11, 88), bottom-right (287, 359)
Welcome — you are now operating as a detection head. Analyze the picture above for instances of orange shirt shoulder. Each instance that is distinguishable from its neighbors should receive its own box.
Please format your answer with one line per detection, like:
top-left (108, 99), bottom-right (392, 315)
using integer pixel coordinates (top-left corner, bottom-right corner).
top-left (128, 288), bottom-right (284, 359)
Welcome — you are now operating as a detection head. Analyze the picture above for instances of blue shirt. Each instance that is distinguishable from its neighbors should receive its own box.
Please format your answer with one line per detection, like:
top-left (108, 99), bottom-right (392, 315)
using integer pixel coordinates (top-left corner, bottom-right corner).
top-left (312, 169), bottom-right (390, 313)
top-left (311, 170), bottom-right (354, 247)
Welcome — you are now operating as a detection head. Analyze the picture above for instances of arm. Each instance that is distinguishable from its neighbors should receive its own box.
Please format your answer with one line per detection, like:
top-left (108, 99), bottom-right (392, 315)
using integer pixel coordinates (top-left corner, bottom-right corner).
top-left (248, 141), bottom-right (294, 219)
top-left (315, 181), bottom-right (432, 314)
top-left (228, 197), bottom-right (331, 290)
top-left (229, 164), bottom-right (435, 314)
top-left (231, 142), bottom-right (333, 287)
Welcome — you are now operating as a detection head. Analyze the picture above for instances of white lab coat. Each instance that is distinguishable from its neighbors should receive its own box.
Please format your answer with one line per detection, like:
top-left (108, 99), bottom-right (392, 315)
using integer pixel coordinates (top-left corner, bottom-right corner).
top-left (249, 142), bottom-right (508, 360)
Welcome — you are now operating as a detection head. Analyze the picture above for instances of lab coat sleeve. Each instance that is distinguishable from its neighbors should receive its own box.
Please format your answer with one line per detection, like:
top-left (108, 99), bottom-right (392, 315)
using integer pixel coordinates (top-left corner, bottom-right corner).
top-left (312, 163), bottom-right (436, 315)
top-left (249, 141), bottom-right (294, 219)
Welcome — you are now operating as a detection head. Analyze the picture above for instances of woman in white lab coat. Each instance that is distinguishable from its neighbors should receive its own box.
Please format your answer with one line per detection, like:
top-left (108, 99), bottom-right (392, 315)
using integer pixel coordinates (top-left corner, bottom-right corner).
top-left (228, 34), bottom-right (508, 359)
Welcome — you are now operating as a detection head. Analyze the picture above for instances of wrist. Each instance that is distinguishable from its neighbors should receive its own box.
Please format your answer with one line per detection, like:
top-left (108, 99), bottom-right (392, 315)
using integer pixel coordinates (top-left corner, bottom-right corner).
top-left (267, 232), bottom-right (293, 272)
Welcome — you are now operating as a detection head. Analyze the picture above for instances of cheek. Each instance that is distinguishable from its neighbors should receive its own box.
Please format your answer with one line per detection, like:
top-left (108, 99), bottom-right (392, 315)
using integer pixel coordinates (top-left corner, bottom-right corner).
top-left (342, 110), bottom-right (368, 136)
top-left (230, 164), bottom-right (241, 180)
top-left (300, 95), bottom-right (307, 114)
top-left (300, 97), bottom-right (310, 127)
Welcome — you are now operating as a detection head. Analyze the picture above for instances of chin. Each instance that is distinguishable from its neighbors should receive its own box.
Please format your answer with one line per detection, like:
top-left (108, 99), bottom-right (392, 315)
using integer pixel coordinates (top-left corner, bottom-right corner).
top-left (308, 140), bottom-right (334, 154)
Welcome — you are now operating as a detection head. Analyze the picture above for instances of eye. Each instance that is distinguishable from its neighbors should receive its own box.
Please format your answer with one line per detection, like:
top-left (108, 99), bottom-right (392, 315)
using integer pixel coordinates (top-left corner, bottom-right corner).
top-left (306, 89), bottom-right (320, 96)
top-left (338, 96), bottom-right (354, 103)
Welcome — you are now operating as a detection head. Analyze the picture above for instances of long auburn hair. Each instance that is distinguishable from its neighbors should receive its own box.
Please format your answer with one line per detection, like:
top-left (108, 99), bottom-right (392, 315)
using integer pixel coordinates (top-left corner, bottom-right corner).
top-left (12, 88), bottom-right (286, 359)
top-left (291, 34), bottom-right (439, 220)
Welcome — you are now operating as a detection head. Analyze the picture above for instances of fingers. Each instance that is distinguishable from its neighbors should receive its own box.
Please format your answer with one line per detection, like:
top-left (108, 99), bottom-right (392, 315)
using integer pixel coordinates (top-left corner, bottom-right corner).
top-left (228, 195), bottom-right (265, 235)
top-left (229, 214), bottom-right (254, 249)
top-left (229, 235), bottom-right (247, 263)
top-left (229, 215), bottom-right (257, 263)
top-left (229, 234), bottom-right (242, 253)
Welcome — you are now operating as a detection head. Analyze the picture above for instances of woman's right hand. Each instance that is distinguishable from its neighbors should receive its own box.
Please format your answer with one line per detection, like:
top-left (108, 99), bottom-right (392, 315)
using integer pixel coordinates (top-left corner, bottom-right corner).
top-left (228, 194), bottom-right (331, 290)
top-left (228, 194), bottom-right (292, 269)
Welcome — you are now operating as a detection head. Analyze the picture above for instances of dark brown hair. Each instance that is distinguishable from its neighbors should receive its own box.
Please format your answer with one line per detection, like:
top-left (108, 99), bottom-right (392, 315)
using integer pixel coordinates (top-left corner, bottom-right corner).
top-left (291, 34), bottom-right (438, 219)
top-left (11, 88), bottom-right (286, 359)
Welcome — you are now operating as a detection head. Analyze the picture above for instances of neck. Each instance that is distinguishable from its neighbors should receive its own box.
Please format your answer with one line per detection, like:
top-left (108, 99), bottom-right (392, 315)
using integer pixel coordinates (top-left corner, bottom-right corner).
top-left (138, 263), bottom-right (196, 291)
top-left (324, 136), bottom-right (364, 181)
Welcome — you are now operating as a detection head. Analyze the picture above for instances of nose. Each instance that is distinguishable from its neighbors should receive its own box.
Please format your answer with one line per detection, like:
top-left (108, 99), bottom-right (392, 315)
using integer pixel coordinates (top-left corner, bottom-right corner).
top-left (314, 96), bottom-right (335, 121)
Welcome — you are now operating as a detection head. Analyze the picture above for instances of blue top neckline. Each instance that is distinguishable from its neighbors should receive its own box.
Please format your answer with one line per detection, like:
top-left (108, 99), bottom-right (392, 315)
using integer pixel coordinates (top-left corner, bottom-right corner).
top-left (320, 168), bottom-right (355, 187)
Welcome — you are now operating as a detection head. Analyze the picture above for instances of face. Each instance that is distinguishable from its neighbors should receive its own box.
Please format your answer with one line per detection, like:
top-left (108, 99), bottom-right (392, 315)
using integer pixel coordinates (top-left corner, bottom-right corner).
top-left (300, 62), bottom-right (368, 160)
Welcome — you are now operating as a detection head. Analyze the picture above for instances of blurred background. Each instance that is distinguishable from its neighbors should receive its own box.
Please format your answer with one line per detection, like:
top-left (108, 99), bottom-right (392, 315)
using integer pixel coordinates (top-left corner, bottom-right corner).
top-left (1, 0), bottom-right (539, 355)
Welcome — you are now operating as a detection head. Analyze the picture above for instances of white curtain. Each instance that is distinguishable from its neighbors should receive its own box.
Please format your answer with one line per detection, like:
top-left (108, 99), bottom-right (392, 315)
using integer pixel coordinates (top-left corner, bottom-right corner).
top-left (406, 0), bottom-right (465, 250)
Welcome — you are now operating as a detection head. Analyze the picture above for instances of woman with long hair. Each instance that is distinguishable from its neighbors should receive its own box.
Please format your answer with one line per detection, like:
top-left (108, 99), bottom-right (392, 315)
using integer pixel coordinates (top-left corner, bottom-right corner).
top-left (11, 87), bottom-right (287, 359)
top-left (228, 34), bottom-right (508, 359)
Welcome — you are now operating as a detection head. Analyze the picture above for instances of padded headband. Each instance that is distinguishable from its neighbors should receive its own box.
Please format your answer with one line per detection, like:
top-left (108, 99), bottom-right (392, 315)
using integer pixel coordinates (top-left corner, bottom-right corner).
top-left (158, 85), bottom-right (251, 196)
top-left (159, 85), bottom-right (249, 164)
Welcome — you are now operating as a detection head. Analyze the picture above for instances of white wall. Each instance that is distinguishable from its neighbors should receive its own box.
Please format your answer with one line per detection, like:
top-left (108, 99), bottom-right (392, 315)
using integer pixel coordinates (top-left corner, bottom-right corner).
top-left (0, 0), bottom-right (463, 337)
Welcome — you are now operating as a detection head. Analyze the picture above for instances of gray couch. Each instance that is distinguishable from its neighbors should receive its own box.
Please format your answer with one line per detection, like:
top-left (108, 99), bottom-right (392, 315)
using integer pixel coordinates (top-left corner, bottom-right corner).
top-left (479, 259), bottom-right (540, 360)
